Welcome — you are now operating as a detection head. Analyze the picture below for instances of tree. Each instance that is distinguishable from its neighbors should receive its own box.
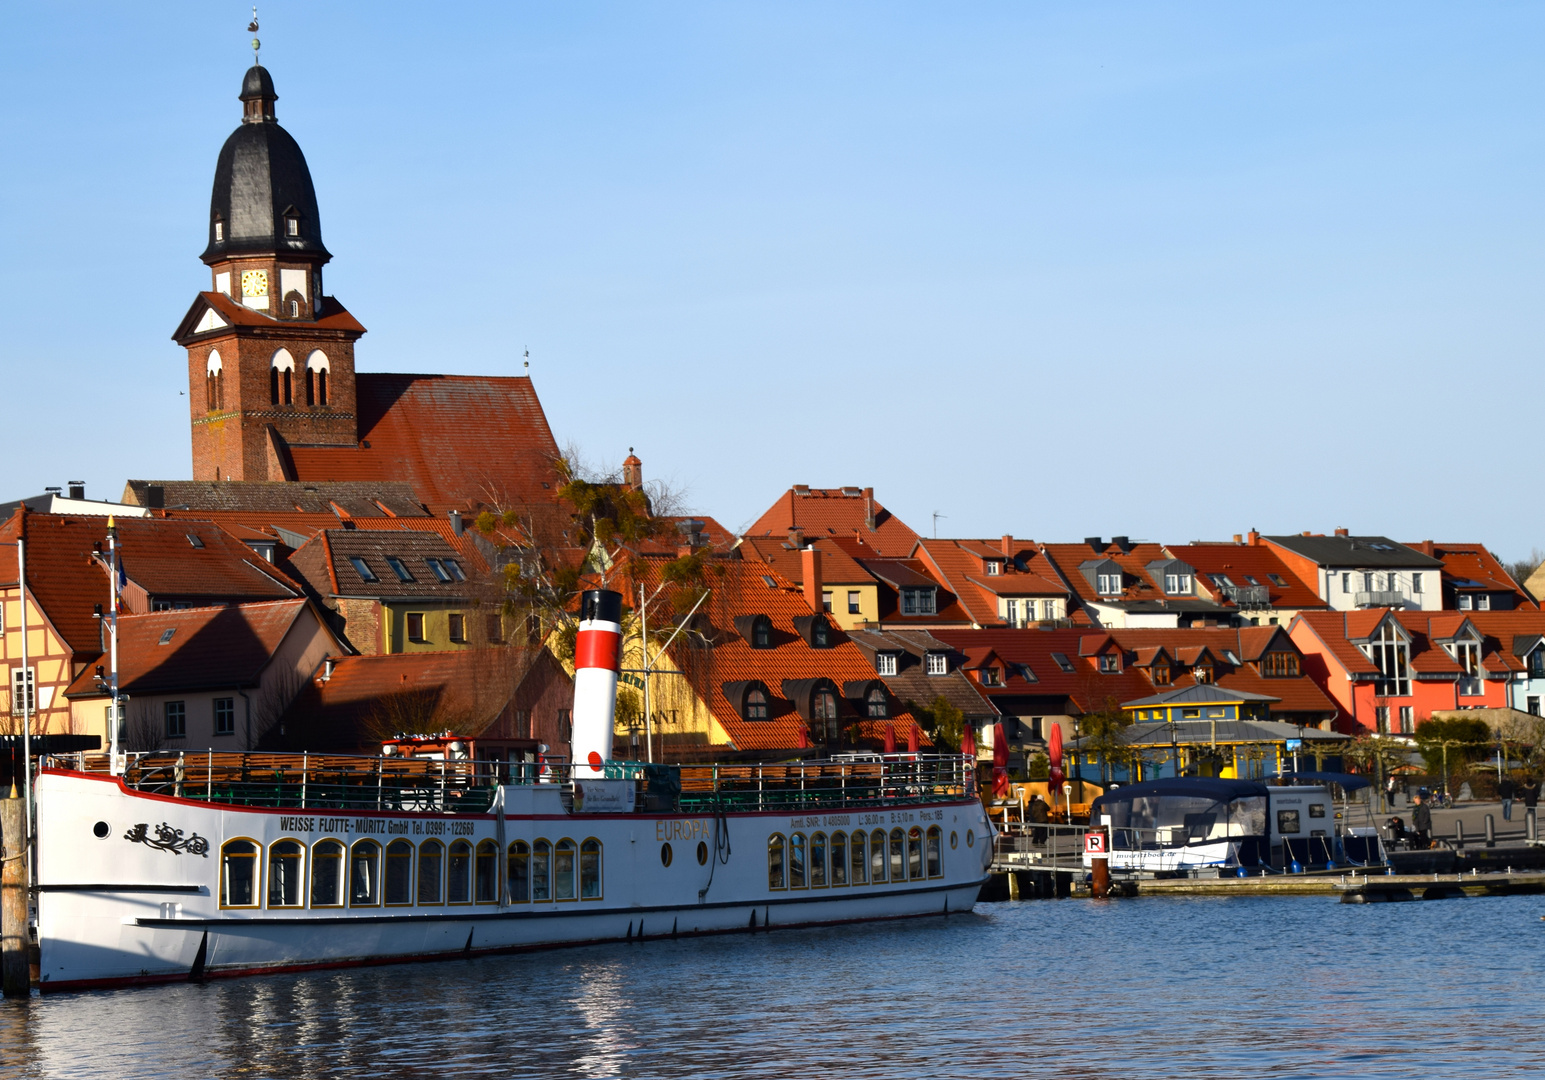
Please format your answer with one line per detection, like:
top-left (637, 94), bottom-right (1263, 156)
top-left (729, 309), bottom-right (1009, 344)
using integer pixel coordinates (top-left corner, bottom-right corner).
top-left (1078, 696), bottom-right (1133, 785)
top-left (1414, 715), bottom-right (1493, 791)
top-left (913, 695), bottom-right (964, 751)
top-left (1504, 547), bottom-right (1544, 597)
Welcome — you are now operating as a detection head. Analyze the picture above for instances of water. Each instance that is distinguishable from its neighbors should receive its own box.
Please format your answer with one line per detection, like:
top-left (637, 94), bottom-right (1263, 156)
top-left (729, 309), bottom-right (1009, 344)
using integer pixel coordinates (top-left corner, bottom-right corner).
top-left (3, 895), bottom-right (1542, 1078)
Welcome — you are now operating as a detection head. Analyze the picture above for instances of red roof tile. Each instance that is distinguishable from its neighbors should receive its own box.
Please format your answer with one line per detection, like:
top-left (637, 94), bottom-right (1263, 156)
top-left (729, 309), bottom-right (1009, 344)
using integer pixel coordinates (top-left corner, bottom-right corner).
top-left (1404, 541), bottom-right (1538, 609)
top-left (746, 487), bottom-right (919, 557)
top-left (1160, 543), bottom-right (1326, 610)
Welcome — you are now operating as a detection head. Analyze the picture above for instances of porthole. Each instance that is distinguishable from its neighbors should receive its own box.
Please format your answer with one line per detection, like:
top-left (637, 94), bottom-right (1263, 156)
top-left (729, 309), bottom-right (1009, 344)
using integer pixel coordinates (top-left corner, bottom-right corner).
top-left (966, 829), bottom-right (975, 848)
top-left (697, 841), bottom-right (708, 865)
top-left (661, 842), bottom-right (673, 867)
top-left (949, 831), bottom-right (958, 850)
top-left (93, 821), bottom-right (110, 838)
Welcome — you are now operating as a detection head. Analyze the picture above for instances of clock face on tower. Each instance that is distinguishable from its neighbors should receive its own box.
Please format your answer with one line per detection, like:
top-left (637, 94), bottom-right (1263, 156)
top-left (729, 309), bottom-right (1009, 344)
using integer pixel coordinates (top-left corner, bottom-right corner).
top-left (241, 270), bottom-right (269, 297)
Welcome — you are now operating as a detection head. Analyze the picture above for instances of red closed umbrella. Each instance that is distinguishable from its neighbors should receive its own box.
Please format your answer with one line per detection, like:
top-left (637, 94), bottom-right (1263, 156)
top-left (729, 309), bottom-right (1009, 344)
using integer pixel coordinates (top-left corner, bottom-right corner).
top-left (883, 723), bottom-right (896, 755)
top-left (796, 724), bottom-right (810, 750)
top-left (962, 722), bottom-right (976, 759)
top-left (907, 723), bottom-right (920, 755)
top-left (992, 721), bottom-right (1011, 798)
top-left (1048, 722), bottom-right (1064, 787)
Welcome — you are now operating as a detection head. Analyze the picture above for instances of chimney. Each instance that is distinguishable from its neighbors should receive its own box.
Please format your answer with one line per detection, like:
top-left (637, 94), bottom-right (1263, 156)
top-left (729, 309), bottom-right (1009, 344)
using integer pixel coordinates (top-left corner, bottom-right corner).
top-left (1000, 534), bottom-right (1013, 558)
top-left (146, 485), bottom-right (165, 510)
top-left (1232, 534), bottom-right (1242, 544)
top-left (1085, 537), bottom-right (1103, 552)
top-left (1420, 540), bottom-right (1435, 556)
top-left (788, 526), bottom-right (804, 549)
top-left (1247, 529), bottom-right (1259, 546)
top-left (67, 482), bottom-right (85, 501)
top-left (449, 510), bottom-right (464, 536)
top-left (1334, 527), bottom-right (1349, 537)
top-left (802, 545), bottom-right (824, 613)
top-left (1112, 535), bottom-right (1132, 553)
top-left (322, 657), bottom-right (335, 681)
top-left (863, 487), bottom-right (876, 531)
top-left (676, 518), bottom-right (705, 557)
top-left (622, 449), bottom-right (642, 491)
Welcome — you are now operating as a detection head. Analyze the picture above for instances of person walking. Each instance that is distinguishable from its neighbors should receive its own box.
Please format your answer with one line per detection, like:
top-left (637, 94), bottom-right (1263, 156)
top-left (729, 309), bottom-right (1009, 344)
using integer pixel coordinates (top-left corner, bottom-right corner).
top-left (1411, 792), bottom-right (1432, 849)
top-left (1027, 793), bottom-right (1049, 845)
top-left (1523, 776), bottom-right (1540, 818)
top-left (1499, 773), bottom-right (1517, 821)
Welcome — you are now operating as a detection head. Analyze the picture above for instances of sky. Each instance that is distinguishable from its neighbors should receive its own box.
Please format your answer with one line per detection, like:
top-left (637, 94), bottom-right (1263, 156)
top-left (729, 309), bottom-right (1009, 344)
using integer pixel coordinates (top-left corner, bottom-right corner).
top-left (2, 3), bottom-right (1542, 562)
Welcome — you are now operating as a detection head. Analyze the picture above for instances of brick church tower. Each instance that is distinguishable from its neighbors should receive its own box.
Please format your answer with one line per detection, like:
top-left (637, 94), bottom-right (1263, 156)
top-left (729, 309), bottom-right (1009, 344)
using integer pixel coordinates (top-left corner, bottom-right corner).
top-left (172, 64), bottom-right (366, 482)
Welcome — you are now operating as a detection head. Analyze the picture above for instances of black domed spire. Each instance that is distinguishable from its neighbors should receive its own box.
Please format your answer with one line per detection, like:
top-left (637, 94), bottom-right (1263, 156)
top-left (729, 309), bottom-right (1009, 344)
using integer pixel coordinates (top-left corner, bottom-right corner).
top-left (201, 65), bottom-right (330, 265)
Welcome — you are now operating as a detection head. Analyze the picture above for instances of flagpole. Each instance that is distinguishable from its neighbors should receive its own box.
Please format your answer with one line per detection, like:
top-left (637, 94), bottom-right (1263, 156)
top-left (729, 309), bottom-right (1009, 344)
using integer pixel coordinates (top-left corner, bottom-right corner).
top-left (17, 537), bottom-right (31, 864)
top-left (108, 517), bottom-right (121, 777)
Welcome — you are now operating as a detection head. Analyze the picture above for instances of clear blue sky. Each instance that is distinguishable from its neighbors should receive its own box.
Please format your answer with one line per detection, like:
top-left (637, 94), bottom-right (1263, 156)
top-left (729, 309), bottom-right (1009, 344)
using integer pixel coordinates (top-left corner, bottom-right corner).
top-left (3, 3), bottom-right (1542, 561)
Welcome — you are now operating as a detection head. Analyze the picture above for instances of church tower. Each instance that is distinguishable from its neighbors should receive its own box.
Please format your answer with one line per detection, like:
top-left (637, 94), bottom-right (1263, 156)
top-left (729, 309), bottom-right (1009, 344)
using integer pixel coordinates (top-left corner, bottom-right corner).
top-left (173, 62), bottom-right (365, 481)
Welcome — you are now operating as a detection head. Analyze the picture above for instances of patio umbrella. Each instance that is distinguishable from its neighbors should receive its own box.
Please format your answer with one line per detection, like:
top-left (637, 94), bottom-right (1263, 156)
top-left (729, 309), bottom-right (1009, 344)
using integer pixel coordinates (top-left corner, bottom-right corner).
top-left (796, 724), bottom-right (810, 750)
top-left (907, 723), bottom-right (920, 755)
top-left (992, 721), bottom-right (1011, 798)
top-left (883, 723), bottom-right (896, 755)
top-left (1048, 721), bottom-right (1064, 787)
top-left (962, 722), bottom-right (976, 759)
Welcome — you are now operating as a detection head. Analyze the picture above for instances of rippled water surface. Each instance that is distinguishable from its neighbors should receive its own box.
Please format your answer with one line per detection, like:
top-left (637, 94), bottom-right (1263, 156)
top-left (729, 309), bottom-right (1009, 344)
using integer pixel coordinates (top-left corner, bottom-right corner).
top-left (4, 894), bottom-right (1543, 1078)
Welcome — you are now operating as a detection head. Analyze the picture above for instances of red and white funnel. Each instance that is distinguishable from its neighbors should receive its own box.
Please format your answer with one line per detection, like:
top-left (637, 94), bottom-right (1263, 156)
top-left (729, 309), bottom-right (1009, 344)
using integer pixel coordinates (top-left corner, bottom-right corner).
top-left (571, 589), bottom-right (623, 778)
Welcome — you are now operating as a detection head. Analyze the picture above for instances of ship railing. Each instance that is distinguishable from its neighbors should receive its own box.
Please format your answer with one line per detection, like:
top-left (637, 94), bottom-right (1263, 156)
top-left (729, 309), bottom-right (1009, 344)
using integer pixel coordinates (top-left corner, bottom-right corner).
top-left (45, 750), bottom-right (974, 815)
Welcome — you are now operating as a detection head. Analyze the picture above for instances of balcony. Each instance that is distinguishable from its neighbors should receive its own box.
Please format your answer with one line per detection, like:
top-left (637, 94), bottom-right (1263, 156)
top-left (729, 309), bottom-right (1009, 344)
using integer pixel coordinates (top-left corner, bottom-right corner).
top-left (1355, 590), bottom-right (1406, 609)
top-left (1222, 584), bottom-right (1270, 609)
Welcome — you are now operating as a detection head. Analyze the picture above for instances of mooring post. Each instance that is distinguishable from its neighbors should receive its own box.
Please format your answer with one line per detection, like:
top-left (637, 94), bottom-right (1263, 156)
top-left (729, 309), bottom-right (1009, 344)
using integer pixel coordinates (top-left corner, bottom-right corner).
top-left (1529, 808), bottom-right (1538, 843)
top-left (1485, 813), bottom-right (1496, 849)
top-left (1455, 819), bottom-right (1465, 851)
top-left (1, 794), bottom-right (28, 997)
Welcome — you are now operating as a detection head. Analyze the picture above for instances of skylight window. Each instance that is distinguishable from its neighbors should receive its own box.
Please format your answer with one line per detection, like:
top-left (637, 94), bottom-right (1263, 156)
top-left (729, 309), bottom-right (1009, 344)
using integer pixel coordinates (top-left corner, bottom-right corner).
top-left (158, 628), bottom-right (176, 645)
top-left (1051, 652), bottom-right (1074, 672)
top-left (1016, 663), bottom-right (1037, 683)
top-left (349, 556), bottom-right (379, 583)
top-left (425, 558), bottom-right (453, 583)
top-left (1244, 576), bottom-right (1259, 586)
top-left (1268, 574), bottom-right (1287, 587)
top-left (443, 559), bottom-right (466, 582)
top-left (186, 534), bottom-right (205, 549)
top-left (385, 556), bottom-right (415, 583)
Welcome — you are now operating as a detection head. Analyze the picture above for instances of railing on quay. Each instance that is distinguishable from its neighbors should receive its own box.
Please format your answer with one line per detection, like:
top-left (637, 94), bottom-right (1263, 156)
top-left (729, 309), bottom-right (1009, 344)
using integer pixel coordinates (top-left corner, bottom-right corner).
top-left (44, 750), bottom-right (974, 817)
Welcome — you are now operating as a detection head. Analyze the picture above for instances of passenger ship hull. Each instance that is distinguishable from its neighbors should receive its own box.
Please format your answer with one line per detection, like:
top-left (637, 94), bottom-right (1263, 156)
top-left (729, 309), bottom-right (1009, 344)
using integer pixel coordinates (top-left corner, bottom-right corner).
top-left (35, 769), bottom-right (991, 993)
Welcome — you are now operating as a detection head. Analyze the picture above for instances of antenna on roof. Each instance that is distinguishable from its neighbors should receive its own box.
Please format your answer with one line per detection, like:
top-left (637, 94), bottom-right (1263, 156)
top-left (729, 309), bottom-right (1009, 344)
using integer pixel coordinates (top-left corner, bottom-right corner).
top-left (248, 8), bottom-right (261, 64)
top-left (932, 511), bottom-right (946, 539)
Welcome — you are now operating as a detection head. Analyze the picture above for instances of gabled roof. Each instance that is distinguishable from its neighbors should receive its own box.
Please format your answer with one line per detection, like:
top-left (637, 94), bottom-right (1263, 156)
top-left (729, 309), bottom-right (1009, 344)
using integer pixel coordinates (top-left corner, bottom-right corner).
top-left (746, 487), bottom-right (919, 557)
top-left (1122, 683), bottom-right (1281, 709)
top-left (845, 628), bottom-right (999, 720)
top-left (123, 480), bottom-right (429, 518)
top-left (912, 538), bottom-right (1067, 626)
top-left (926, 628), bottom-right (1154, 713)
top-left (1402, 541), bottom-right (1538, 608)
top-left (739, 536), bottom-right (873, 585)
top-left (291, 529), bottom-right (484, 599)
top-left (1161, 543), bottom-right (1325, 610)
top-left (1291, 611), bottom-right (1382, 675)
top-left (1039, 541), bottom-right (1172, 607)
top-left (1263, 534), bottom-right (1443, 569)
top-left (283, 374), bottom-right (563, 515)
top-left (63, 599), bottom-right (327, 697)
top-left (172, 291), bottom-right (366, 344)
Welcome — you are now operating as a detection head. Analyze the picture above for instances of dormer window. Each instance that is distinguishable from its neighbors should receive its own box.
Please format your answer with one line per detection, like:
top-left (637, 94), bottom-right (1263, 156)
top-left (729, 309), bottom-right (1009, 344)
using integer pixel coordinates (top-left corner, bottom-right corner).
top-left (900, 587), bottom-right (936, 616)
top-left (866, 687), bottom-right (888, 718)
top-left (1096, 573), bottom-right (1121, 595)
top-left (876, 653), bottom-right (898, 676)
top-left (1261, 652), bottom-right (1300, 677)
top-left (745, 688), bottom-right (768, 720)
top-left (1530, 648), bottom-right (1545, 677)
top-left (1098, 654), bottom-right (1119, 673)
top-left (1194, 664), bottom-right (1213, 684)
top-left (1165, 572), bottom-right (1192, 595)
top-left (812, 619), bottom-right (830, 647)
top-left (926, 652), bottom-right (948, 675)
top-left (213, 219), bottom-right (224, 242)
top-left (1152, 663), bottom-right (1171, 686)
top-left (985, 560), bottom-right (1002, 576)
top-left (285, 214), bottom-right (300, 237)
top-left (979, 667), bottom-right (1001, 687)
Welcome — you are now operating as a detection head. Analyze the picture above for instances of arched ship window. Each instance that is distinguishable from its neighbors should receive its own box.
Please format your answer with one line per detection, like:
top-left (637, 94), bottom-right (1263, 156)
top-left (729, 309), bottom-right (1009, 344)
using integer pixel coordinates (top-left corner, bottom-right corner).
top-left (849, 831), bottom-right (868, 885)
top-left (580, 839), bottom-right (603, 899)
top-left (475, 840), bottom-right (500, 903)
top-left (768, 834), bottom-right (786, 890)
top-left (789, 833), bottom-right (807, 889)
top-left (349, 841), bottom-right (381, 906)
top-left (889, 828), bottom-right (906, 882)
top-left (221, 839), bottom-right (259, 908)
top-left (532, 840), bottom-right (552, 901)
top-left (810, 832), bottom-right (827, 887)
top-left (384, 839), bottom-right (414, 905)
top-left (926, 826), bottom-right (943, 877)
top-left (869, 829), bottom-right (887, 882)
top-left (507, 841), bottom-right (530, 903)
top-left (830, 832), bottom-right (848, 885)
top-left (311, 840), bottom-right (344, 907)
top-left (267, 839), bottom-right (304, 907)
top-left (447, 840), bottom-right (473, 904)
top-left (418, 840), bottom-right (444, 905)
top-left (554, 839), bottom-right (577, 901)
top-left (907, 827), bottom-right (924, 880)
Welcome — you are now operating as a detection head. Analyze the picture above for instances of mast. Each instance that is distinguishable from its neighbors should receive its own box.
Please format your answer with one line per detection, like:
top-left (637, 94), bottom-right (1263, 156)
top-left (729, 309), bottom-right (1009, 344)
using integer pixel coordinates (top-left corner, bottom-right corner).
top-left (17, 537), bottom-right (31, 863)
top-left (108, 517), bottom-right (121, 776)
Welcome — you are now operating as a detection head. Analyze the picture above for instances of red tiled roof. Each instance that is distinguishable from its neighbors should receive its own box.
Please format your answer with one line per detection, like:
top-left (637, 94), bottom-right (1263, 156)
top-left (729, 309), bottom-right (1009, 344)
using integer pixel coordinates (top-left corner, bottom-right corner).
top-left (1291, 612), bottom-right (1381, 676)
top-left (1100, 627), bottom-right (1337, 715)
top-left (1405, 541), bottom-right (1538, 609)
top-left (63, 599), bottom-right (321, 697)
top-left (180, 291), bottom-right (367, 336)
top-left (1161, 543), bottom-right (1326, 610)
top-left (740, 536), bottom-right (872, 585)
top-left (1038, 542), bottom-right (1170, 606)
top-left (856, 557), bottom-right (976, 626)
top-left (746, 487), bottom-right (919, 557)
top-left (912, 539), bottom-right (1067, 627)
top-left (287, 374), bottom-right (562, 515)
top-left (928, 628), bottom-right (1154, 713)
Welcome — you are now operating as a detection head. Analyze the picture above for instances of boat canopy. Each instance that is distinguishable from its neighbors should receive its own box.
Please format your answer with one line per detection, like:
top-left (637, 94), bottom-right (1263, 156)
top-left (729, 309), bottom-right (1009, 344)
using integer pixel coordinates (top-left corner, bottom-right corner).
top-left (1267, 771), bottom-right (1371, 793)
top-left (1092, 778), bottom-right (1270, 844)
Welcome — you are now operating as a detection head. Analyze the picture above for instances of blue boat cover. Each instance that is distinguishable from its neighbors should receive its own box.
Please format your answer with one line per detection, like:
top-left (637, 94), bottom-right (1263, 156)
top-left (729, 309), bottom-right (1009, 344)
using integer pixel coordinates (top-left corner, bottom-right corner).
top-left (1091, 777), bottom-right (1269, 810)
top-left (1267, 771), bottom-right (1372, 792)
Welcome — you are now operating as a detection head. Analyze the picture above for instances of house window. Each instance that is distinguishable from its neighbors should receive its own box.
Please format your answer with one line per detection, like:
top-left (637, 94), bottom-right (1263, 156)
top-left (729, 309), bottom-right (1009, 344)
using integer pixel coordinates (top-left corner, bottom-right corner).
top-left (876, 653), bottom-right (898, 676)
top-left (104, 703), bottom-right (125, 744)
top-left (1399, 706), bottom-right (1414, 733)
top-left (744, 688), bottom-right (768, 720)
top-left (1412, 573), bottom-right (1422, 594)
top-left (1458, 594), bottom-right (1472, 610)
top-left (866, 687), bottom-right (888, 718)
top-left (165, 700), bottom-right (186, 738)
top-left (900, 588), bottom-right (936, 616)
top-left (286, 215), bottom-right (300, 237)
top-left (1261, 652), bottom-right (1300, 678)
top-left (1006, 599), bottom-right (1019, 626)
top-left (1455, 639), bottom-right (1482, 696)
top-left (1478, 594), bottom-right (1491, 611)
top-left (386, 556), bottom-right (415, 583)
top-left (979, 667), bottom-right (1001, 687)
top-left (448, 613), bottom-right (466, 643)
top-left (986, 560), bottom-right (1001, 576)
top-left (1165, 573), bottom-right (1191, 595)
top-left (1152, 663), bottom-right (1171, 686)
top-left (1529, 697), bottom-right (1541, 717)
top-left (1096, 573), bottom-right (1121, 595)
top-left (926, 652), bottom-right (948, 675)
top-left (514, 710), bottom-right (530, 738)
top-left (485, 614), bottom-right (503, 643)
top-left (443, 560), bottom-right (466, 581)
top-left (1375, 706), bottom-right (1389, 735)
top-left (752, 619), bottom-right (771, 648)
top-left (214, 220), bottom-right (224, 241)
top-left (1342, 573), bottom-right (1351, 593)
top-left (1269, 574), bottom-right (1287, 587)
top-left (214, 697), bottom-right (235, 736)
top-left (9, 667), bottom-right (35, 715)
top-left (812, 620), bottom-right (830, 647)
top-left (426, 558), bottom-right (453, 583)
top-left (822, 591), bottom-right (832, 613)
top-left (813, 689), bottom-right (838, 720)
top-left (406, 613), bottom-right (426, 642)
top-left (349, 557), bottom-right (379, 583)
top-left (158, 628), bottom-right (176, 645)
top-left (1531, 649), bottom-right (1545, 677)
top-left (847, 590), bottom-right (861, 615)
top-left (1040, 599), bottom-right (1058, 621)
top-left (1364, 572), bottom-right (1375, 594)
top-left (1098, 654), bottom-right (1118, 673)
top-left (1194, 665), bottom-right (1213, 684)
top-left (1368, 621), bottom-right (1411, 697)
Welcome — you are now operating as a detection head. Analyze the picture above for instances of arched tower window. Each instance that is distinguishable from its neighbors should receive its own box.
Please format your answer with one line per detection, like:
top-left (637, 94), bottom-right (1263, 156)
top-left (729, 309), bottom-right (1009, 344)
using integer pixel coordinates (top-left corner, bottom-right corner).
top-left (305, 350), bottom-right (329, 407)
top-left (271, 348), bottom-right (295, 405)
top-left (206, 350), bottom-right (224, 412)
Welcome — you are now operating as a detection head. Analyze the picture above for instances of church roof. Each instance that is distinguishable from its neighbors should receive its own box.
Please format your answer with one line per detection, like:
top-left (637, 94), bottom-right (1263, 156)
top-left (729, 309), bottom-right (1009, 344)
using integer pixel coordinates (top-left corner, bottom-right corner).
top-left (285, 374), bottom-right (563, 514)
top-left (201, 65), bottom-right (330, 264)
